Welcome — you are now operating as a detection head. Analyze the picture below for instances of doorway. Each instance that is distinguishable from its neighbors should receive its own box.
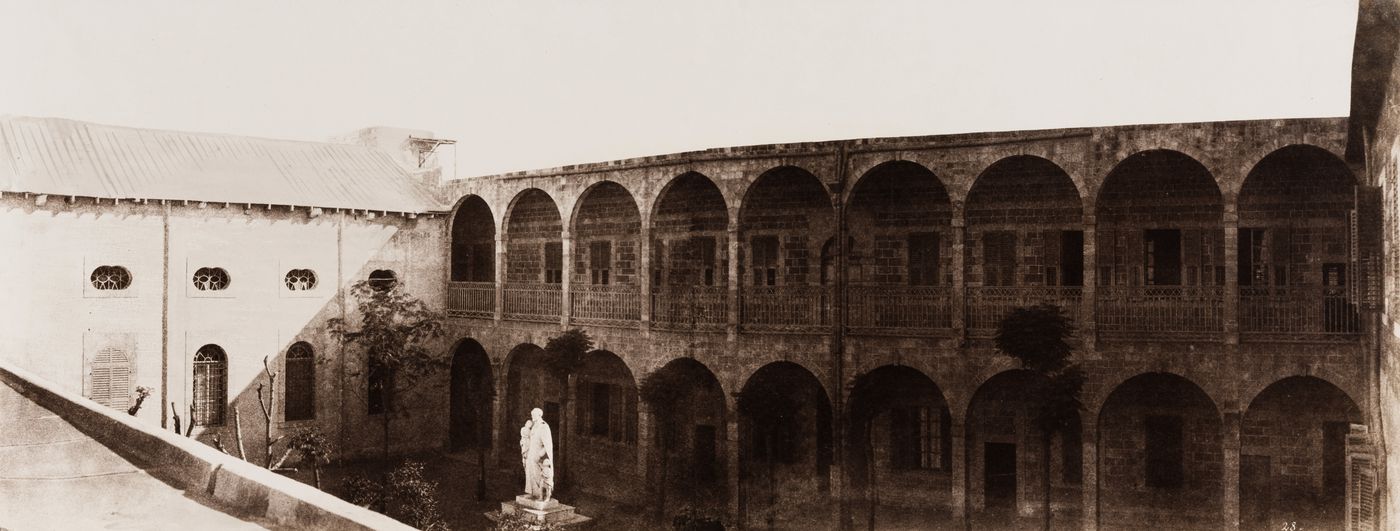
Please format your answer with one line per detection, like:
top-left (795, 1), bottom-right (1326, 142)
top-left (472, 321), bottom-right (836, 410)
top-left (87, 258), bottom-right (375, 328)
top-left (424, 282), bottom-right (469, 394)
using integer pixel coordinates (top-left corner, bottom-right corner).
top-left (985, 442), bottom-right (1017, 509)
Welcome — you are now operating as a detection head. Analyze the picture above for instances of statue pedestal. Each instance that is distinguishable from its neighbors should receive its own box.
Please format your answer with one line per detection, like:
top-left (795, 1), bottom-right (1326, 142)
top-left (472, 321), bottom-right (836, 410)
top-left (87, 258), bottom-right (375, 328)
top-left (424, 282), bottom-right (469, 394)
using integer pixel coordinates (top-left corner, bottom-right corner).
top-left (491, 495), bottom-right (592, 527)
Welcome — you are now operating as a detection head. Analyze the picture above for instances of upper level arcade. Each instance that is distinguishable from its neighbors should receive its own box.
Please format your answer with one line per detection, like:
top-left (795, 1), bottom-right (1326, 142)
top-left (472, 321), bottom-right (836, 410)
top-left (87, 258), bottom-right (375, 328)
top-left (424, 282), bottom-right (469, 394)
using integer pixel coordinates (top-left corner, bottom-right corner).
top-left (441, 118), bottom-right (1371, 346)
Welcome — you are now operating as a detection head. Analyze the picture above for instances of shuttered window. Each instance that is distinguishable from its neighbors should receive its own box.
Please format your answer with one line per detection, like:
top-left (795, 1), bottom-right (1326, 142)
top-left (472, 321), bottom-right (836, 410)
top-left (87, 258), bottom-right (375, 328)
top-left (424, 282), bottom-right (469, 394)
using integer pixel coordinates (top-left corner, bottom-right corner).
top-left (284, 342), bottom-right (315, 421)
top-left (193, 345), bottom-right (227, 426)
top-left (88, 347), bottom-right (131, 409)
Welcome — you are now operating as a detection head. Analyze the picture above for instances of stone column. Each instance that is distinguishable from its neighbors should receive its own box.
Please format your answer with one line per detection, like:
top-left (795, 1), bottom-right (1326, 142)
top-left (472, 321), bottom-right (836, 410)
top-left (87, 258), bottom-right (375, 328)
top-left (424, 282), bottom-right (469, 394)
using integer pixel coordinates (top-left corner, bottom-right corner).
top-left (726, 394), bottom-right (742, 526)
top-left (950, 419), bottom-right (968, 521)
top-left (1223, 209), bottom-right (1240, 344)
top-left (1222, 411), bottom-right (1241, 531)
top-left (951, 205), bottom-right (967, 339)
top-left (1081, 416), bottom-right (1098, 531)
top-left (728, 220), bottom-right (741, 338)
top-left (492, 363), bottom-right (508, 469)
top-left (495, 233), bottom-right (506, 321)
top-left (1081, 220), bottom-right (1097, 351)
top-left (640, 224), bottom-right (652, 332)
top-left (562, 231), bottom-right (574, 327)
top-left (563, 373), bottom-right (577, 489)
top-left (637, 397), bottom-right (652, 479)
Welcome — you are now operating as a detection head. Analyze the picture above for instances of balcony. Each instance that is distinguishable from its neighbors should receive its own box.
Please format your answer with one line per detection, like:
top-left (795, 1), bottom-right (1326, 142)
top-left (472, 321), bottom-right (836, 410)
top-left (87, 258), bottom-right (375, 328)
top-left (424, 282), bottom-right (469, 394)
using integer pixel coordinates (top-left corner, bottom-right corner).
top-left (741, 285), bottom-right (831, 332)
top-left (966, 286), bottom-right (1082, 336)
top-left (848, 285), bottom-right (953, 335)
top-left (570, 284), bottom-right (642, 327)
top-left (446, 281), bottom-right (495, 318)
top-left (1240, 286), bottom-right (1361, 341)
top-left (651, 286), bottom-right (727, 331)
top-left (502, 283), bottom-right (562, 323)
top-left (1096, 286), bottom-right (1224, 339)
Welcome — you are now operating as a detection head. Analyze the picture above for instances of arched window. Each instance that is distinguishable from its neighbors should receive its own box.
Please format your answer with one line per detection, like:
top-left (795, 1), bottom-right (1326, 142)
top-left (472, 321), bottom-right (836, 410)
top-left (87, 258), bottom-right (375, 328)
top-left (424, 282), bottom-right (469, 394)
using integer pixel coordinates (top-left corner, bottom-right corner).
top-left (284, 269), bottom-right (318, 291)
top-left (90, 266), bottom-right (132, 290)
top-left (192, 267), bottom-right (231, 291)
top-left (368, 269), bottom-right (397, 291)
top-left (284, 342), bottom-right (315, 421)
top-left (192, 345), bottom-right (227, 426)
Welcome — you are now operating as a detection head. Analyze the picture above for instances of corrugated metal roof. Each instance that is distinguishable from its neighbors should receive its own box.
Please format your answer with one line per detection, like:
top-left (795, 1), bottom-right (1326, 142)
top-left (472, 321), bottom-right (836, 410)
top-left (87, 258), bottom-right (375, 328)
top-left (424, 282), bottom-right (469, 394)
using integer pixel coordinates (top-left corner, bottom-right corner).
top-left (0, 116), bottom-right (446, 213)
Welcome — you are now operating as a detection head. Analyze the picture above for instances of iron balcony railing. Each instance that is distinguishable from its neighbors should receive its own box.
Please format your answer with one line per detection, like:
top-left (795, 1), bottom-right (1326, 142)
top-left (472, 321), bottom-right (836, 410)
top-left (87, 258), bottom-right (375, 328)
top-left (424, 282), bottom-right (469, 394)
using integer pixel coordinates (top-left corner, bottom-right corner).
top-left (966, 286), bottom-right (1082, 335)
top-left (847, 285), bottom-right (953, 334)
top-left (446, 281), bottom-right (496, 319)
top-left (741, 285), bottom-right (832, 332)
top-left (570, 284), bottom-right (642, 327)
top-left (1240, 286), bottom-right (1361, 340)
top-left (1096, 286), bottom-right (1224, 337)
top-left (502, 283), bottom-right (562, 323)
top-left (651, 286), bottom-right (728, 331)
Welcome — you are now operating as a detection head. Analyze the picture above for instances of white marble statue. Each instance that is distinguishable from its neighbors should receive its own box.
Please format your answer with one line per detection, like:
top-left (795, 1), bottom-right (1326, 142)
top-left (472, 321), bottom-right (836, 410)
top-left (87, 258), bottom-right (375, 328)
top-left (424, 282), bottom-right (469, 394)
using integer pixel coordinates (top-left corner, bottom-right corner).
top-left (519, 407), bottom-right (555, 502)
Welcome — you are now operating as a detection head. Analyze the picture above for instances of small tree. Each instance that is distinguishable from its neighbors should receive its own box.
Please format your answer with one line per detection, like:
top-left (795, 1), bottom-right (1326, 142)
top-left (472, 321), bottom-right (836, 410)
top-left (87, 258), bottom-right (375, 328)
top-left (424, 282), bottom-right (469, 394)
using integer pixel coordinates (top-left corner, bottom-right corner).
top-left (541, 328), bottom-right (594, 488)
top-left (641, 367), bottom-right (688, 521)
top-left (993, 303), bottom-right (1083, 531)
top-left (328, 279), bottom-right (446, 459)
top-left (342, 460), bottom-right (450, 530)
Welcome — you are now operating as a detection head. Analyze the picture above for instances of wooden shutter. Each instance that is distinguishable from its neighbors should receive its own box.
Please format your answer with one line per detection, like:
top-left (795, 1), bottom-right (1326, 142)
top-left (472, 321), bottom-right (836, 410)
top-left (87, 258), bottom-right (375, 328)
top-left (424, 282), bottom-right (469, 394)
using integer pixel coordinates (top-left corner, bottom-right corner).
top-left (1346, 425), bottom-right (1377, 531)
top-left (88, 347), bottom-right (131, 410)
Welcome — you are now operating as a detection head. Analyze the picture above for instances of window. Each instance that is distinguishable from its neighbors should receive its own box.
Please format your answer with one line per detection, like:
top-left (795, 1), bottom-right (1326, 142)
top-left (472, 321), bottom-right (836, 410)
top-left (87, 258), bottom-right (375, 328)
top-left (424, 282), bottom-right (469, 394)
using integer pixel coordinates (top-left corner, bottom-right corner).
top-left (582, 381), bottom-right (635, 443)
top-left (193, 345), bottom-right (227, 426)
top-left (284, 269), bottom-right (317, 291)
top-left (1145, 415), bottom-right (1184, 488)
top-left (368, 269), bottom-right (397, 291)
top-left (192, 267), bottom-right (230, 291)
top-left (1144, 230), bottom-right (1182, 286)
top-left (544, 242), bottom-right (563, 284)
top-left (1238, 228), bottom-right (1267, 286)
top-left (590, 383), bottom-right (612, 436)
top-left (983, 231), bottom-right (1017, 286)
top-left (696, 237), bottom-right (717, 286)
top-left (284, 342), bottom-right (315, 421)
top-left (87, 346), bottom-right (132, 409)
top-left (909, 233), bottom-right (940, 286)
top-left (590, 241), bottom-right (612, 285)
top-left (751, 236), bottom-right (779, 286)
top-left (652, 239), bottom-right (665, 286)
top-left (890, 406), bottom-right (937, 470)
top-left (90, 265), bottom-right (132, 290)
top-left (367, 360), bottom-right (393, 415)
top-left (1060, 230), bottom-right (1085, 287)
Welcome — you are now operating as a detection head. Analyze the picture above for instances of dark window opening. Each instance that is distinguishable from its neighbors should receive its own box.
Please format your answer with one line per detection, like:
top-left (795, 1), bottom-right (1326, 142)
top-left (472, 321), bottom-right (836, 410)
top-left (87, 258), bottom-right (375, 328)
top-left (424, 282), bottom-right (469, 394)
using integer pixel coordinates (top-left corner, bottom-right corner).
top-left (590, 383), bottom-right (612, 436)
top-left (1239, 228), bottom-right (1267, 287)
top-left (890, 406), bottom-right (937, 470)
top-left (752, 236), bottom-right (779, 286)
top-left (284, 342), bottom-right (315, 421)
top-left (697, 236), bottom-right (717, 286)
top-left (1146, 415), bottom-right (1184, 489)
top-left (544, 242), bottom-right (563, 284)
top-left (1323, 421), bottom-right (1349, 499)
top-left (694, 424), bottom-right (719, 482)
top-left (368, 269), bottom-right (397, 291)
top-left (192, 345), bottom-right (227, 426)
top-left (1144, 230), bottom-right (1182, 286)
top-left (909, 233), bottom-right (941, 286)
top-left (1060, 230), bottom-right (1085, 286)
top-left (589, 241), bottom-right (612, 285)
top-left (983, 231), bottom-right (1017, 287)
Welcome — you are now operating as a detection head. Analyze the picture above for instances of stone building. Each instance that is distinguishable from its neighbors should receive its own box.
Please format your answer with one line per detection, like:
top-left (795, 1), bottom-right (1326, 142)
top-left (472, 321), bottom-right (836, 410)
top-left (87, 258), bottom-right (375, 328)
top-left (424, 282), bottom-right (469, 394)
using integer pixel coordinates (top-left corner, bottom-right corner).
top-left (6, 3), bottom-right (1400, 530)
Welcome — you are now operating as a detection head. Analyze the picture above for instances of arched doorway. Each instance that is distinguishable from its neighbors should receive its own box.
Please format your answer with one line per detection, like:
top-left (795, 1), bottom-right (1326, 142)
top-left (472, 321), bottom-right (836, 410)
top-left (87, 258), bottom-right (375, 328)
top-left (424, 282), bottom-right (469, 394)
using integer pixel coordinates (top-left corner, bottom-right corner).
top-left (846, 365), bottom-right (953, 529)
top-left (1240, 376), bottom-right (1362, 531)
top-left (1097, 372), bottom-right (1222, 530)
top-left (571, 350), bottom-right (641, 502)
top-left (501, 343), bottom-right (563, 471)
top-left (449, 339), bottom-right (493, 451)
top-left (643, 357), bottom-right (728, 518)
top-left (738, 361), bottom-right (834, 528)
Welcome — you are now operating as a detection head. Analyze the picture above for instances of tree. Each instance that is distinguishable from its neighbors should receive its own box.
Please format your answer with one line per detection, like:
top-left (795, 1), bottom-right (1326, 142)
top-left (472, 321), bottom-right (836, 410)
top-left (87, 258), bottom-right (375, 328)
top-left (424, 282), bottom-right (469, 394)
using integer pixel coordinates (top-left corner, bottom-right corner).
top-left (541, 328), bottom-right (594, 489)
top-left (342, 460), bottom-right (450, 530)
top-left (640, 367), bottom-right (688, 522)
top-left (993, 303), bottom-right (1084, 531)
top-left (328, 279), bottom-right (446, 459)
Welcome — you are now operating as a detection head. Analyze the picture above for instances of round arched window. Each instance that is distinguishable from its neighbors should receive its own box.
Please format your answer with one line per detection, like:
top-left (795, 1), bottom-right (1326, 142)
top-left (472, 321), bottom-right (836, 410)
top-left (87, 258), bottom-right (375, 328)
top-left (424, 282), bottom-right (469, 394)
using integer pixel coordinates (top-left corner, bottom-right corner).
top-left (368, 269), bottom-right (398, 291)
top-left (284, 269), bottom-right (318, 291)
top-left (192, 267), bottom-right (231, 291)
top-left (90, 265), bottom-right (132, 290)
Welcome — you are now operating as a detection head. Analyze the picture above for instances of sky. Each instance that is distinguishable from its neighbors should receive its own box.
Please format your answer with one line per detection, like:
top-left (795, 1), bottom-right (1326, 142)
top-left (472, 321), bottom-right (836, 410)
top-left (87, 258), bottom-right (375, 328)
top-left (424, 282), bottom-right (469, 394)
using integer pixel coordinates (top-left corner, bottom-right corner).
top-left (0, 0), bottom-right (1360, 179)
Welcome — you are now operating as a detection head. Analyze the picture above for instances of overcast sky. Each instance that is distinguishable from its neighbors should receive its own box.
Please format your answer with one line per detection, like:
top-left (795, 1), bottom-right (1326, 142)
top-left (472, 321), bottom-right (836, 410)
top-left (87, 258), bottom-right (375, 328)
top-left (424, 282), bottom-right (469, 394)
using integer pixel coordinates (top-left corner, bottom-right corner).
top-left (0, 0), bottom-right (1359, 178)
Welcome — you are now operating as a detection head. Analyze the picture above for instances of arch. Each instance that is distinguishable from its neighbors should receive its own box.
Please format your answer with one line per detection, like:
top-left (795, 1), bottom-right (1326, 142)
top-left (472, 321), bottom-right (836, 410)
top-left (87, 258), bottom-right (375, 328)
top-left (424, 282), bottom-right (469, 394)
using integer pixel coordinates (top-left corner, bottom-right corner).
top-left (284, 342), bottom-right (315, 422)
top-left (846, 364), bottom-right (955, 525)
top-left (502, 188), bottom-right (564, 287)
top-left (450, 195), bottom-right (496, 282)
top-left (449, 338), bottom-right (494, 451)
top-left (651, 172), bottom-right (729, 299)
top-left (192, 344), bottom-right (227, 426)
top-left (569, 181), bottom-right (642, 291)
top-left (845, 161), bottom-right (952, 288)
top-left (651, 171), bottom-right (729, 226)
top-left (1095, 150), bottom-right (1222, 224)
top-left (569, 180), bottom-right (642, 237)
top-left (1239, 376), bottom-right (1361, 529)
top-left (503, 188), bottom-right (563, 237)
top-left (967, 155), bottom-right (1083, 225)
top-left (737, 361), bottom-right (835, 526)
top-left (737, 165), bottom-right (834, 229)
top-left (963, 370), bottom-right (1082, 522)
top-left (501, 343), bottom-right (562, 466)
top-left (1096, 372), bottom-right (1222, 530)
top-left (645, 357), bottom-right (729, 516)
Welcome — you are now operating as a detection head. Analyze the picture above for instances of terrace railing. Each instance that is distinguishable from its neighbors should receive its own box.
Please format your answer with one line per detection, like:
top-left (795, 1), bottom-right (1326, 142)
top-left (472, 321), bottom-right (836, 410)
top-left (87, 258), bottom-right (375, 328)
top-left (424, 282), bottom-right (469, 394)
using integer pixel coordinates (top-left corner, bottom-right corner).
top-left (847, 285), bottom-right (953, 334)
top-left (651, 286), bottom-right (728, 331)
top-left (446, 281), bottom-right (496, 319)
top-left (966, 286), bottom-right (1083, 335)
top-left (1095, 286), bottom-right (1224, 338)
top-left (741, 285), bottom-right (831, 332)
top-left (570, 284), bottom-right (642, 327)
top-left (1240, 286), bottom-right (1361, 341)
top-left (502, 283), bottom-right (562, 323)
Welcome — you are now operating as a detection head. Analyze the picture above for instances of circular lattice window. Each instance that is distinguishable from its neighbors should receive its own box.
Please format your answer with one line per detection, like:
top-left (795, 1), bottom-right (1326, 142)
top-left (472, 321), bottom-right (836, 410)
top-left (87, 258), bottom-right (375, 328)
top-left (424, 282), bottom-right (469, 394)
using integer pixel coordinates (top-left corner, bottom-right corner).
top-left (368, 269), bottom-right (398, 291)
top-left (90, 265), bottom-right (132, 290)
top-left (192, 267), bottom-right (231, 291)
top-left (284, 269), bottom-right (318, 291)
